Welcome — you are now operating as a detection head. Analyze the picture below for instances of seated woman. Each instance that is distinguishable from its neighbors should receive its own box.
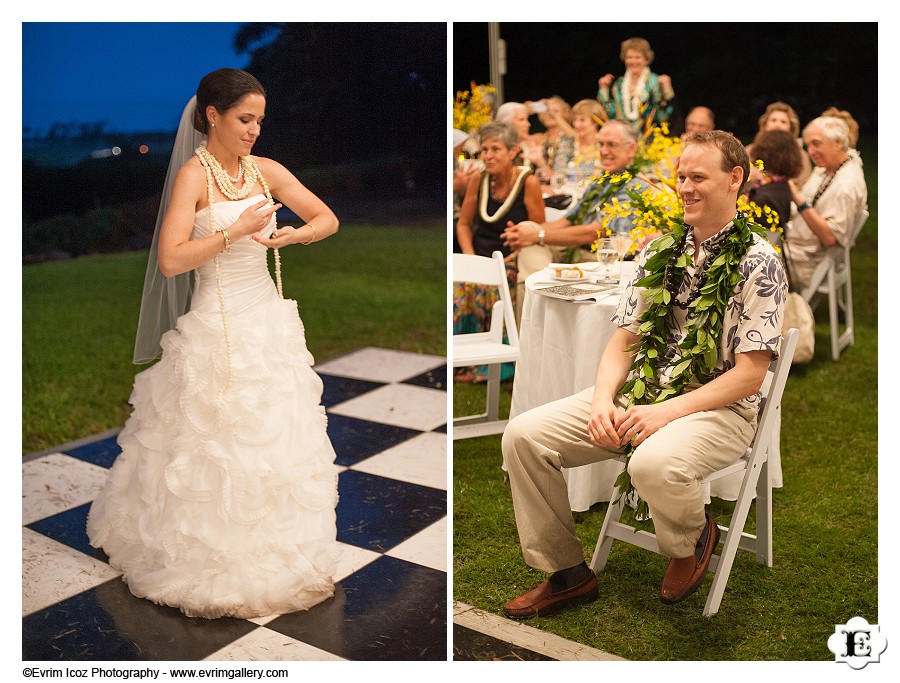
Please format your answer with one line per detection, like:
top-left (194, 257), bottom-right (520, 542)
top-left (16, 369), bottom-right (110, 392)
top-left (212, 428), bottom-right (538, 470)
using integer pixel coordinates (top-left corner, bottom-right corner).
top-left (495, 101), bottom-right (537, 169)
top-left (784, 115), bottom-right (867, 290)
top-left (746, 101), bottom-right (812, 186)
top-left (522, 96), bottom-right (576, 184)
top-left (596, 36), bottom-right (675, 128)
top-left (564, 99), bottom-right (606, 180)
top-left (745, 129), bottom-right (805, 254)
top-left (454, 122), bottom-right (545, 382)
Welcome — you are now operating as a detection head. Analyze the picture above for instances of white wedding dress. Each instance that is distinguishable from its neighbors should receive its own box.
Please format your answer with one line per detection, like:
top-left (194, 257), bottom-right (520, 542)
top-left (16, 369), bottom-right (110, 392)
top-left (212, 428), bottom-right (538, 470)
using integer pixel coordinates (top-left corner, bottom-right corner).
top-left (88, 194), bottom-right (340, 619)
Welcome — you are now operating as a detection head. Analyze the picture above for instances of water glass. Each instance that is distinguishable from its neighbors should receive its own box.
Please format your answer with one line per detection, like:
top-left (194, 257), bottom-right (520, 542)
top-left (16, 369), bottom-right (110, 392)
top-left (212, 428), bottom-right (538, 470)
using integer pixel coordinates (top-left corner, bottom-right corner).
top-left (596, 238), bottom-right (617, 281)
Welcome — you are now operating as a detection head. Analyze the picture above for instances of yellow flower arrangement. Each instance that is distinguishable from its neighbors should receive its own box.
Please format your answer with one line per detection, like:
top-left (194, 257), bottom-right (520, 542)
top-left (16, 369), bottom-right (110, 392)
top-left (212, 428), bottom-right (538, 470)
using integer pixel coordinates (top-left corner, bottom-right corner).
top-left (592, 178), bottom-right (683, 256)
top-left (632, 121), bottom-right (681, 185)
top-left (593, 165), bottom-right (782, 257)
top-left (453, 82), bottom-right (496, 133)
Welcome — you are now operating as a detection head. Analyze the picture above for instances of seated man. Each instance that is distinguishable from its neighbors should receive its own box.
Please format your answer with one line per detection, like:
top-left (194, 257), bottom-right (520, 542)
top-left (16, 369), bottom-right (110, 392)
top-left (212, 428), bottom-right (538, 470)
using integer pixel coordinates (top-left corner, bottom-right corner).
top-left (683, 105), bottom-right (715, 136)
top-left (785, 115), bottom-right (867, 290)
top-left (501, 119), bottom-right (650, 286)
top-left (500, 130), bottom-right (786, 619)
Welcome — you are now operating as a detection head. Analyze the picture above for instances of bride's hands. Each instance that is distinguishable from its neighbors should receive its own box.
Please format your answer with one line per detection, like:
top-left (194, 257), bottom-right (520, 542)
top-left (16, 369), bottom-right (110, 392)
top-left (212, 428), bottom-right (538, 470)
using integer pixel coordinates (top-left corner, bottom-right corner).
top-left (232, 199), bottom-right (282, 240)
top-left (253, 224), bottom-right (308, 248)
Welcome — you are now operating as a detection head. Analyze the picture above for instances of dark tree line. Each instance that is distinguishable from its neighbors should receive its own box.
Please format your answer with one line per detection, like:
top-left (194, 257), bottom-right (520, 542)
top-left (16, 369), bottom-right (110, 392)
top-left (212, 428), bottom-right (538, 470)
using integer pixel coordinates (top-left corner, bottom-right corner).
top-left (237, 22), bottom-right (446, 189)
top-left (23, 23), bottom-right (448, 262)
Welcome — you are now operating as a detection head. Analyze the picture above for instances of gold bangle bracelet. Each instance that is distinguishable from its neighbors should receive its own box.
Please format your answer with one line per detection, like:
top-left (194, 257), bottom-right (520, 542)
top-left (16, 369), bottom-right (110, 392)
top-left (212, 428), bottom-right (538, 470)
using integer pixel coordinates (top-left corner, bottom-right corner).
top-left (300, 223), bottom-right (317, 245)
top-left (222, 229), bottom-right (232, 253)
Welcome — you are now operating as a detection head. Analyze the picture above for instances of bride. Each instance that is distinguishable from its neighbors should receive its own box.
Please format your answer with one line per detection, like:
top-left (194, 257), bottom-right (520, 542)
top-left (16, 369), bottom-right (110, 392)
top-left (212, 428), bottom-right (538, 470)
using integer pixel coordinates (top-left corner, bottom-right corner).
top-left (87, 68), bottom-right (341, 619)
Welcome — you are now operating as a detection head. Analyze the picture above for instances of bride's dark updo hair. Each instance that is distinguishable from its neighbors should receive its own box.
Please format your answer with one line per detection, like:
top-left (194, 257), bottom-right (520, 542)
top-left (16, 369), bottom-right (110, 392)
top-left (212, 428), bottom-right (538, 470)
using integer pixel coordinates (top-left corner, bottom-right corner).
top-left (193, 68), bottom-right (266, 135)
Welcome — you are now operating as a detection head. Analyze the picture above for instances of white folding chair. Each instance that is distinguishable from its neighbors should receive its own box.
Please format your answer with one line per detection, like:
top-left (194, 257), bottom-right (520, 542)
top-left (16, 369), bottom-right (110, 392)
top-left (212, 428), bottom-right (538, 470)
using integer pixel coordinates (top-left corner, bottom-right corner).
top-left (589, 328), bottom-right (799, 616)
top-left (801, 208), bottom-right (868, 360)
top-left (453, 250), bottom-right (520, 440)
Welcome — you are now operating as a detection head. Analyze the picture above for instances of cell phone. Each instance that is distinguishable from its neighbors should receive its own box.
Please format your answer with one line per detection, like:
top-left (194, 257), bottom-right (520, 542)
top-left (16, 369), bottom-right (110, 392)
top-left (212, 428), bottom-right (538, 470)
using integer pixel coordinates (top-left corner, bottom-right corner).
top-left (531, 101), bottom-right (548, 113)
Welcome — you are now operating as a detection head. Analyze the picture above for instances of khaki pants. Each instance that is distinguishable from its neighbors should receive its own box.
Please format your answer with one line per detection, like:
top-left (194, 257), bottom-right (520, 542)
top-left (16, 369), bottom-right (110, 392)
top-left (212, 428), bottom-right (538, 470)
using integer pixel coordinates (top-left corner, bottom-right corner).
top-left (501, 387), bottom-right (756, 571)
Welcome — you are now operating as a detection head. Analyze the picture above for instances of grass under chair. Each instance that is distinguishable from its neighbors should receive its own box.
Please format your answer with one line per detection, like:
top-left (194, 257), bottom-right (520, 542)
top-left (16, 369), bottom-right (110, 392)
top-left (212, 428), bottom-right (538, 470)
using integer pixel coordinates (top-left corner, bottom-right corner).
top-left (452, 141), bottom-right (878, 660)
top-left (23, 223), bottom-right (446, 455)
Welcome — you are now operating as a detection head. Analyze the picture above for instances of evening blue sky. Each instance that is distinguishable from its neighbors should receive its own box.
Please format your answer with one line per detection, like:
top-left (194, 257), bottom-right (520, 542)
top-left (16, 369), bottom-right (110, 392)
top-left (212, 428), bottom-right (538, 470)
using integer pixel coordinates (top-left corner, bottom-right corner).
top-left (23, 22), bottom-right (249, 134)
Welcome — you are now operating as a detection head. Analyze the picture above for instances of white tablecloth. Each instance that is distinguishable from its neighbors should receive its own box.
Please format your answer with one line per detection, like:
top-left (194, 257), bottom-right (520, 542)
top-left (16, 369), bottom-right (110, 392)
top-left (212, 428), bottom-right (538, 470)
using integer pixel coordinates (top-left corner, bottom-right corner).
top-left (509, 265), bottom-right (781, 512)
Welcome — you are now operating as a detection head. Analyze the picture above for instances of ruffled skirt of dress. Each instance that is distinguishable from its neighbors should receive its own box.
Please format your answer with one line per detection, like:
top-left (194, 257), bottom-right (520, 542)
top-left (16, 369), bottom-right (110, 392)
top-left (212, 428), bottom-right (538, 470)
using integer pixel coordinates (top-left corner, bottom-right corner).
top-left (87, 297), bottom-right (340, 619)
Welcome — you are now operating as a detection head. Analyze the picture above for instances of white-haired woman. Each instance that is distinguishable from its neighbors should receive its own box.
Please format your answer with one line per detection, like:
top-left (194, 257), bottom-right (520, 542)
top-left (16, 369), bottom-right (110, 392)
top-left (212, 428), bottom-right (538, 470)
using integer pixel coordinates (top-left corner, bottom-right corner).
top-left (495, 101), bottom-right (546, 172)
top-left (784, 115), bottom-right (867, 289)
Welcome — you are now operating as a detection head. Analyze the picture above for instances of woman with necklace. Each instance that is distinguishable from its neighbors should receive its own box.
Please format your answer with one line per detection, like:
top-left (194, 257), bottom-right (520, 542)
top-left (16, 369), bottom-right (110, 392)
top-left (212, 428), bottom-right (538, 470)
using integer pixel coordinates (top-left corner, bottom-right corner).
top-left (454, 121), bottom-right (544, 382)
top-left (515, 96), bottom-right (576, 184)
top-left (566, 99), bottom-right (605, 181)
top-left (597, 37), bottom-right (675, 128)
top-left (784, 115), bottom-right (867, 290)
top-left (538, 96), bottom-right (575, 175)
top-left (88, 69), bottom-right (341, 619)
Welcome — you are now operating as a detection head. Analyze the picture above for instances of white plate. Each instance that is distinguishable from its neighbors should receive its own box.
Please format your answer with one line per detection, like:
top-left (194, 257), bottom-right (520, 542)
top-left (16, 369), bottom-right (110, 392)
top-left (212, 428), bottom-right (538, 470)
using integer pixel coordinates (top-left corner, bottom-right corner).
top-left (543, 268), bottom-right (590, 283)
top-left (551, 275), bottom-right (590, 283)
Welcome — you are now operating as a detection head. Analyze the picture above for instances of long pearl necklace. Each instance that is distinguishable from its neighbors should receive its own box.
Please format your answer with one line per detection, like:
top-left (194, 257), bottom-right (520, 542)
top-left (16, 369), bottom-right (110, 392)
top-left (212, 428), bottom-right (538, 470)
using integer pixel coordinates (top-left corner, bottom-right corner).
top-left (197, 146), bottom-right (283, 395)
top-left (196, 145), bottom-right (259, 200)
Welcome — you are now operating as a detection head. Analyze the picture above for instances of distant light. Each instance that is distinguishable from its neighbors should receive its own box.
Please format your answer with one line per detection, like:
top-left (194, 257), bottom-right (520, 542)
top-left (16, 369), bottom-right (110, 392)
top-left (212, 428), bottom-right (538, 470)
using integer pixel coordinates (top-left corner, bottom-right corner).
top-left (139, 145), bottom-right (149, 154)
top-left (112, 146), bottom-right (122, 156)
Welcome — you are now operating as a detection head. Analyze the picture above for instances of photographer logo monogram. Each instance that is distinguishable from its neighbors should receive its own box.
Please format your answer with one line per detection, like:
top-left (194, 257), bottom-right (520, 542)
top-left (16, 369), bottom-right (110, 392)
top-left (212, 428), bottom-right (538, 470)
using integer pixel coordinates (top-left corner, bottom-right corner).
top-left (827, 617), bottom-right (887, 669)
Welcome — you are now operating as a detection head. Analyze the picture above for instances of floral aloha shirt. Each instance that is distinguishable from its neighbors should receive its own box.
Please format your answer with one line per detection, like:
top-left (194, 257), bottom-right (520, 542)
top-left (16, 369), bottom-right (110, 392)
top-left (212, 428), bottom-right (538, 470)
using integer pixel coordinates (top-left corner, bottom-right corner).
top-left (611, 218), bottom-right (788, 418)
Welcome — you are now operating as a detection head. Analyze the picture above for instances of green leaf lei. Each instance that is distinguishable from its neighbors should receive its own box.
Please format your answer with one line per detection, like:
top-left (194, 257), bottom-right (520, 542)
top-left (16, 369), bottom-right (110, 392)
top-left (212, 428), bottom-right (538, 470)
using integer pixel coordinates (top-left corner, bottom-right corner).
top-left (567, 170), bottom-right (635, 227)
top-left (614, 212), bottom-right (767, 520)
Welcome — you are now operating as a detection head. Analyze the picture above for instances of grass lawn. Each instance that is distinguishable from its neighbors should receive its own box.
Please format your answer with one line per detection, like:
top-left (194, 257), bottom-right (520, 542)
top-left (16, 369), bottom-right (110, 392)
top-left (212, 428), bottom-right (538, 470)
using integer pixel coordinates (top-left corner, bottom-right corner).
top-left (23, 222), bottom-right (446, 455)
top-left (453, 140), bottom-right (878, 660)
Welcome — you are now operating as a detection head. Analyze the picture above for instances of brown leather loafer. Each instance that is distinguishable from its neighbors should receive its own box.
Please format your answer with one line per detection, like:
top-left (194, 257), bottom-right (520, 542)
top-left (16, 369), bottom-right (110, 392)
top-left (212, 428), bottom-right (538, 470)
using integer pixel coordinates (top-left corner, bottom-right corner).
top-left (503, 573), bottom-right (598, 619)
top-left (660, 512), bottom-right (720, 605)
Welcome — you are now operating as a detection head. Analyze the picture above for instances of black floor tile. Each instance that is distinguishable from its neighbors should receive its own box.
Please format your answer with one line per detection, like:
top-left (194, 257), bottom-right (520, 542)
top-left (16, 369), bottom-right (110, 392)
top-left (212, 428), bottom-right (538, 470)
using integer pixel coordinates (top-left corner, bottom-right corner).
top-left (403, 365), bottom-right (447, 391)
top-left (452, 623), bottom-right (555, 661)
top-left (320, 374), bottom-right (386, 408)
top-left (267, 555), bottom-right (446, 661)
top-left (23, 578), bottom-right (258, 661)
top-left (63, 436), bottom-right (122, 469)
top-left (326, 414), bottom-right (422, 467)
top-left (26, 503), bottom-right (107, 561)
top-left (337, 470), bottom-right (446, 552)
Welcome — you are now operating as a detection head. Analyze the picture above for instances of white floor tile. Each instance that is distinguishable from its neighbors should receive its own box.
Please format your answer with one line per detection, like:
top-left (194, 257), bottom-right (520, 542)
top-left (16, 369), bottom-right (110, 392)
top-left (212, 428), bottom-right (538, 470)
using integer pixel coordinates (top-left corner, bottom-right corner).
top-left (328, 384), bottom-right (446, 431)
top-left (333, 542), bottom-right (381, 582)
top-left (22, 528), bottom-right (121, 617)
top-left (386, 517), bottom-right (447, 573)
top-left (22, 454), bottom-right (110, 525)
top-left (352, 432), bottom-right (446, 490)
top-left (315, 347), bottom-right (444, 383)
top-left (204, 627), bottom-right (346, 661)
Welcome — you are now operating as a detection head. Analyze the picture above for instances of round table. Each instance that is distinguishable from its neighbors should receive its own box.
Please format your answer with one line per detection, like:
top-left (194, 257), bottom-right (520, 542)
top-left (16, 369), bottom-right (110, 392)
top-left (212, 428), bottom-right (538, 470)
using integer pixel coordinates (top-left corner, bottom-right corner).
top-left (509, 264), bottom-right (780, 512)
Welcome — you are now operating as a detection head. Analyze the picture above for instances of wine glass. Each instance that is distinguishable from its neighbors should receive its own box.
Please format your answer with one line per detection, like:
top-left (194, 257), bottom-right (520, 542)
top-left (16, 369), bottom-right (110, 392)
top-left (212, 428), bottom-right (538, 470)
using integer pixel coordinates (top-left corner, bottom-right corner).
top-left (611, 233), bottom-right (634, 280)
top-left (596, 238), bottom-right (617, 282)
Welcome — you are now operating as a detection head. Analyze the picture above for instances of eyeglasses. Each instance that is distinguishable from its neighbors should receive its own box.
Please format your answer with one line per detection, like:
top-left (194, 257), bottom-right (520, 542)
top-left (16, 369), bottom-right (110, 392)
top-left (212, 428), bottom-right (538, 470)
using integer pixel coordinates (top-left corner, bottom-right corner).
top-left (598, 141), bottom-right (623, 150)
